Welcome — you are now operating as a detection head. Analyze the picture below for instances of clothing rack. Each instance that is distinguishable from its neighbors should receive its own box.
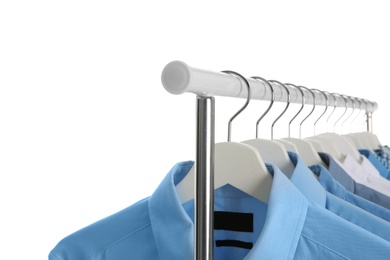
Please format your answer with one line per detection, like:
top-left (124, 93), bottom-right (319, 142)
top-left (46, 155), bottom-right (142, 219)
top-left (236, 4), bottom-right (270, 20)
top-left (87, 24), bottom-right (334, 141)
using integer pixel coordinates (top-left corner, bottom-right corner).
top-left (161, 60), bottom-right (378, 260)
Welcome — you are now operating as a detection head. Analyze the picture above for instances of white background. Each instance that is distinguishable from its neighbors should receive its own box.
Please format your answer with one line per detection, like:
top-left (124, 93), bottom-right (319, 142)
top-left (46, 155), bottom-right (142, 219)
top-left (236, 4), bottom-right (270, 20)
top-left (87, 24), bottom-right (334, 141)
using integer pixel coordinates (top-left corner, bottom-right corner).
top-left (1, 1), bottom-right (390, 259)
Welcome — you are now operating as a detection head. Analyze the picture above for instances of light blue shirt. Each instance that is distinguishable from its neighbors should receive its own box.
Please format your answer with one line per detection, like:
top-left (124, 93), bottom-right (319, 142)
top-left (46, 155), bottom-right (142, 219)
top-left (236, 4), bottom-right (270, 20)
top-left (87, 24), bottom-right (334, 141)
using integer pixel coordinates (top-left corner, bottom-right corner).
top-left (309, 163), bottom-right (390, 222)
top-left (287, 152), bottom-right (390, 241)
top-left (49, 161), bottom-right (390, 259)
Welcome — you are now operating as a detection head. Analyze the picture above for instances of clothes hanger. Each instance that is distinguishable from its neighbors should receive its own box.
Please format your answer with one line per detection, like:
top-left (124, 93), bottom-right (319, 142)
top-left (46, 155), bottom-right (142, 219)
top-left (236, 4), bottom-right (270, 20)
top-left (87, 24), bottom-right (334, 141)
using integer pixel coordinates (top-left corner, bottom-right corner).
top-left (341, 95), bottom-right (371, 150)
top-left (344, 98), bottom-right (367, 149)
top-left (342, 97), bottom-right (372, 149)
top-left (315, 93), bottom-right (361, 161)
top-left (276, 138), bottom-right (300, 154)
top-left (176, 70), bottom-right (272, 204)
top-left (341, 95), bottom-right (356, 135)
top-left (347, 99), bottom-right (381, 151)
top-left (242, 77), bottom-right (295, 178)
top-left (304, 90), bottom-right (344, 161)
top-left (272, 83), bottom-right (301, 154)
top-left (277, 84), bottom-right (325, 166)
top-left (312, 88), bottom-right (329, 136)
top-left (304, 88), bottom-right (328, 152)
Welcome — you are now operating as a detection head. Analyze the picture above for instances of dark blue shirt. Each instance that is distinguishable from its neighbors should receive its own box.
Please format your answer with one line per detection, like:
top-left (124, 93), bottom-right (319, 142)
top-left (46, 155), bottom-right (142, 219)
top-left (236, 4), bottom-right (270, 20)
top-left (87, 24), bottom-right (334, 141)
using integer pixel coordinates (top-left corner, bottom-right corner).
top-left (319, 152), bottom-right (390, 210)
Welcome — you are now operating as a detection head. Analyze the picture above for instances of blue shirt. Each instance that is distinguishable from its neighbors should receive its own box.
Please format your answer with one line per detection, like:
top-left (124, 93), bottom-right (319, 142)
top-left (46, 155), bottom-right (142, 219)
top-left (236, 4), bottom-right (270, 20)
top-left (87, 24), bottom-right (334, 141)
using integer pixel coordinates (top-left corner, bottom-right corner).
top-left (319, 152), bottom-right (390, 210)
top-left (374, 146), bottom-right (390, 172)
top-left (287, 152), bottom-right (390, 240)
top-left (309, 163), bottom-right (390, 222)
top-left (359, 149), bottom-right (390, 179)
top-left (49, 161), bottom-right (390, 259)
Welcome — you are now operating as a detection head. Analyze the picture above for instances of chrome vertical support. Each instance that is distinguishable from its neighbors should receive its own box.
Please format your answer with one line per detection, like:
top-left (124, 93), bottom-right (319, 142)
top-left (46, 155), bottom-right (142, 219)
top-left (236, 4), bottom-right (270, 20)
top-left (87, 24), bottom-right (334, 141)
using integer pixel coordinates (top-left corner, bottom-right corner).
top-left (195, 96), bottom-right (215, 260)
top-left (366, 112), bottom-right (373, 133)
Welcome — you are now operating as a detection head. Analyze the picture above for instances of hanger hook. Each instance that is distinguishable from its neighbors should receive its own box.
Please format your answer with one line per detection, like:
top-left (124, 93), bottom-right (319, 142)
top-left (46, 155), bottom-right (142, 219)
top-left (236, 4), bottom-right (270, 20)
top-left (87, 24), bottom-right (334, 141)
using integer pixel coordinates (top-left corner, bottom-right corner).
top-left (251, 76), bottom-right (275, 139)
top-left (268, 80), bottom-right (290, 140)
top-left (356, 98), bottom-right (368, 132)
top-left (349, 98), bottom-right (363, 132)
top-left (285, 83), bottom-right (304, 138)
top-left (325, 92), bottom-right (337, 132)
top-left (298, 86), bottom-right (316, 138)
top-left (331, 93), bottom-right (348, 134)
top-left (341, 95), bottom-right (356, 134)
top-left (221, 70), bottom-right (251, 142)
top-left (311, 88), bottom-right (328, 136)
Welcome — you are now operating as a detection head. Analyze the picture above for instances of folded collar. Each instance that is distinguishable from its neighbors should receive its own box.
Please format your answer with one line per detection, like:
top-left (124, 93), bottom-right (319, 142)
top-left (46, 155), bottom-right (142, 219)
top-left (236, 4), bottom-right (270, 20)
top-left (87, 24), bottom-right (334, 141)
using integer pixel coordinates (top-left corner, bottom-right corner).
top-left (287, 152), bottom-right (327, 207)
top-left (149, 160), bottom-right (308, 259)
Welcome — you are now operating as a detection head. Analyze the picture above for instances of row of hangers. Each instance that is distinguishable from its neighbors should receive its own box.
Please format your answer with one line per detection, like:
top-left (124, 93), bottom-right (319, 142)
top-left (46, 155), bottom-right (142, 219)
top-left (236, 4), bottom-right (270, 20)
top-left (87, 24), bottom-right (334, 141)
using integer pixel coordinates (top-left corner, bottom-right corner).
top-left (176, 71), bottom-right (380, 206)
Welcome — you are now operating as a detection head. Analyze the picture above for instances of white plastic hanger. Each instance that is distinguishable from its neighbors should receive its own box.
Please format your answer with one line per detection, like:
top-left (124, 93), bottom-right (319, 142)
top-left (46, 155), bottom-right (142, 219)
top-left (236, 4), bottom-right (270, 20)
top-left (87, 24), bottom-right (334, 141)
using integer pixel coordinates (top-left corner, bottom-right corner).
top-left (282, 137), bottom-right (325, 166)
top-left (343, 97), bottom-right (368, 149)
top-left (305, 137), bottom-right (325, 153)
top-left (318, 133), bottom-right (360, 162)
top-left (340, 95), bottom-right (365, 151)
top-left (350, 132), bottom-right (381, 150)
top-left (277, 84), bottom-right (325, 166)
top-left (306, 136), bottom-right (343, 161)
top-left (276, 139), bottom-right (300, 153)
top-left (176, 71), bottom-right (272, 204)
top-left (344, 98), bottom-right (371, 150)
top-left (345, 134), bottom-right (365, 149)
top-left (303, 90), bottom-right (344, 161)
top-left (302, 89), bottom-right (328, 153)
top-left (314, 93), bottom-right (361, 161)
top-left (346, 99), bottom-right (381, 151)
top-left (242, 77), bottom-right (295, 178)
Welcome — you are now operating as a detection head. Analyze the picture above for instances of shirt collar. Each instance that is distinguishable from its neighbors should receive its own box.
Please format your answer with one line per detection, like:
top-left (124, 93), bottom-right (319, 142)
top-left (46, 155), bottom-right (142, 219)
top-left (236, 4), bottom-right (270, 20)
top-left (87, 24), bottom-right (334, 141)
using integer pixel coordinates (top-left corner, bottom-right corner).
top-left (318, 152), bottom-right (355, 192)
top-left (287, 152), bottom-right (327, 207)
top-left (250, 163), bottom-right (308, 259)
top-left (309, 163), bottom-right (338, 192)
top-left (149, 161), bottom-right (194, 259)
top-left (148, 160), bottom-right (308, 259)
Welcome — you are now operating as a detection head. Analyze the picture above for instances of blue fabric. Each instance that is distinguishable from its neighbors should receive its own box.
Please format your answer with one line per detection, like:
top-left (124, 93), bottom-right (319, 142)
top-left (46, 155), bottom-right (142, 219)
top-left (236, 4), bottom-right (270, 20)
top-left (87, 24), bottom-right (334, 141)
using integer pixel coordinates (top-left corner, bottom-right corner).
top-left (49, 160), bottom-right (390, 259)
top-left (309, 163), bottom-right (390, 222)
top-left (287, 152), bottom-right (390, 240)
top-left (319, 152), bottom-right (390, 210)
top-left (359, 149), bottom-right (390, 179)
top-left (374, 147), bottom-right (390, 171)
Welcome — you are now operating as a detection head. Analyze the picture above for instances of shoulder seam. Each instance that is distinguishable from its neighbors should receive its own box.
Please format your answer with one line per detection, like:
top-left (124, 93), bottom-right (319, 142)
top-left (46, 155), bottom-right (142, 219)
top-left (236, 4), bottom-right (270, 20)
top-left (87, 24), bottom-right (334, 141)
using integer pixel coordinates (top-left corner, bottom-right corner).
top-left (301, 234), bottom-right (350, 260)
top-left (87, 222), bottom-right (152, 260)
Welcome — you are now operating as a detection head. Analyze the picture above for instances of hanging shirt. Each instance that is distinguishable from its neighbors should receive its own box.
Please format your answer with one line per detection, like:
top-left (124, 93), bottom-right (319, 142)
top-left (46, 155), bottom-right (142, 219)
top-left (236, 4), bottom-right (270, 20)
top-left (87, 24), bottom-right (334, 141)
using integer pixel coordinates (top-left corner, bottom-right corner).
top-left (358, 153), bottom-right (382, 177)
top-left (376, 145), bottom-right (390, 168)
top-left (49, 159), bottom-right (390, 260)
top-left (49, 162), bottom-right (390, 260)
top-left (286, 152), bottom-right (390, 240)
top-left (309, 163), bottom-right (390, 222)
top-left (374, 146), bottom-right (390, 173)
top-left (49, 161), bottom-right (390, 259)
top-left (379, 145), bottom-right (390, 157)
top-left (318, 152), bottom-right (390, 210)
top-left (360, 149), bottom-right (390, 179)
top-left (341, 153), bottom-right (390, 197)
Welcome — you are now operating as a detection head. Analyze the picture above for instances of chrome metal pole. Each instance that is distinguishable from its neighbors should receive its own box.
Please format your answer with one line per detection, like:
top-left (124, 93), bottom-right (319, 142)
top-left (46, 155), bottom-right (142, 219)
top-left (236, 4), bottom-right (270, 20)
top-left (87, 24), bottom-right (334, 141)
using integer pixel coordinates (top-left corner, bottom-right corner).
top-left (195, 96), bottom-right (215, 260)
top-left (366, 112), bottom-right (373, 133)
